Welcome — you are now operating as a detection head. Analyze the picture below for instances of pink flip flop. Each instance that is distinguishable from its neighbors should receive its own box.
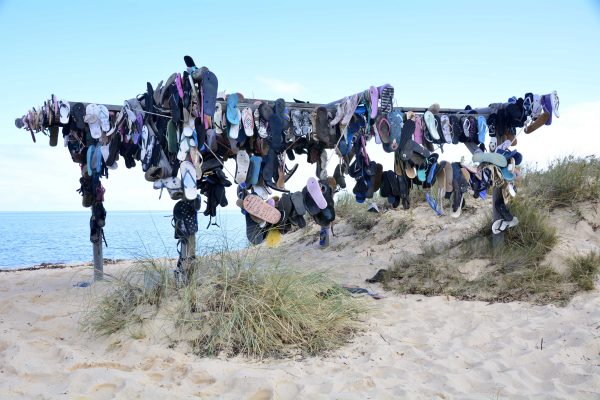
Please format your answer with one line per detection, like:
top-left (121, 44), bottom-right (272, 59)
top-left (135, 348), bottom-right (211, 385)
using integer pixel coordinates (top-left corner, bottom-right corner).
top-left (369, 86), bottom-right (378, 119)
top-left (306, 177), bottom-right (327, 210)
top-left (414, 115), bottom-right (424, 145)
top-left (175, 73), bottom-right (184, 100)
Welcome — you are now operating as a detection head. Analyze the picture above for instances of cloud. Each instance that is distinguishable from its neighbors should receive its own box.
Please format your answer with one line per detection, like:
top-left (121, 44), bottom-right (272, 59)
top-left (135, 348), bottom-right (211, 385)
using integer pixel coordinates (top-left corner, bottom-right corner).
top-left (255, 76), bottom-right (304, 97)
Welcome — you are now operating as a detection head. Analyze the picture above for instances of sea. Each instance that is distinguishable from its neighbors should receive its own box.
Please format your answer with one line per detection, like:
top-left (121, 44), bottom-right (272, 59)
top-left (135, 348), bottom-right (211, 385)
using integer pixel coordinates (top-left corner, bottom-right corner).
top-left (0, 210), bottom-right (247, 269)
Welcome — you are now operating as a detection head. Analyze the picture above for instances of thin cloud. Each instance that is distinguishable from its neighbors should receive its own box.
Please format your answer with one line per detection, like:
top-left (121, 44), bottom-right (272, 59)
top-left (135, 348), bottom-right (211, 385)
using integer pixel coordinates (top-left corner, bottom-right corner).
top-left (256, 76), bottom-right (304, 97)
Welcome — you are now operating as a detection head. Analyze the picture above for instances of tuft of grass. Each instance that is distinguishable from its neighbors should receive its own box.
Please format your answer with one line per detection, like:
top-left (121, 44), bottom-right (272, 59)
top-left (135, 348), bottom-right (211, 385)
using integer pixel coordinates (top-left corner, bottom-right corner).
top-left (568, 252), bottom-right (600, 291)
top-left (523, 155), bottom-right (600, 209)
top-left (81, 247), bottom-right (365, 359)
top-left (378, 219), bottom-right (411, 244)
top-left (335, 192), bottom-right (381, 231)
top-left (80, 260), bottom-right (172, 336)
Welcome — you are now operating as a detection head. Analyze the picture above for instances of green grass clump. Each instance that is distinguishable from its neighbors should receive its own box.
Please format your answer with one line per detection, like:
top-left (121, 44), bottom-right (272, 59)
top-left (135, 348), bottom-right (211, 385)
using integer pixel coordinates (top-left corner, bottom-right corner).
top-left (523, 155), bottom-right (600, 209)
top-left (335, 192), bottom-right (381, 231)
top-left (568, 252), bottom-right (600, 291)
top-left (81, 248), bottom-right (365, 359)
top-left (497, 197), bottom-right (558, 269)
top-left (80, 260), bottom-right (172, 336)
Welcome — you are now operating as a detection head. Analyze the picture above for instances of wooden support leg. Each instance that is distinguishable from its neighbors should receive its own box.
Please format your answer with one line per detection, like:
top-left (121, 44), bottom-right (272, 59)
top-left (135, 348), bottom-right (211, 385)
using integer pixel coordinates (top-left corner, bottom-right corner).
top-left (179, 234), bottom-right (196, 283)
top-left (93, 237), bottom-right (103, 281)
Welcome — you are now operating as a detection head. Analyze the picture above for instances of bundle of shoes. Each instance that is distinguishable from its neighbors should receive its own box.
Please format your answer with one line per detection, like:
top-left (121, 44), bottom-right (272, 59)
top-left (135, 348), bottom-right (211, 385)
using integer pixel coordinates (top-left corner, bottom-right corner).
top-left (14, 56), bottom-right (559, 241)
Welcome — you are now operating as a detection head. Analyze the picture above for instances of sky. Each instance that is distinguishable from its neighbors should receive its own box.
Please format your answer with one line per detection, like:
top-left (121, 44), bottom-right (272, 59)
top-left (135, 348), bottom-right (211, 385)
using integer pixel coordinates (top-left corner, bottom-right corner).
top-left (0, 0), bottom-right (599, 212)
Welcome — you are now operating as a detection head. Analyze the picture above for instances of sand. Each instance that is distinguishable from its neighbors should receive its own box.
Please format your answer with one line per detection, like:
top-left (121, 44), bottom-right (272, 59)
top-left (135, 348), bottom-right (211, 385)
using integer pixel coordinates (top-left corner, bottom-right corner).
top-left (1, 201), bottom-right (600, 399)
top-left (1, 268), bottom-right (599, 398)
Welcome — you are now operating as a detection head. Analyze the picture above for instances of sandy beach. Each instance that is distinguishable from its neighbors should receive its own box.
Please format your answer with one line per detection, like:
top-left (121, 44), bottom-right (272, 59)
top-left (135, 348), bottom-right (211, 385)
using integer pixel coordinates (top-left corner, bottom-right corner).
top-left (2, 201), bottom-right (599, 400)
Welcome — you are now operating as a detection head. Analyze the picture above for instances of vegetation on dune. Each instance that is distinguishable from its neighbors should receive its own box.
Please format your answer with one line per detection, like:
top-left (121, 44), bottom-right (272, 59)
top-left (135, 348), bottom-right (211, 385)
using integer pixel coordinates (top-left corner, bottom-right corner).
top-left (81, 248), bottom-right (366, 358)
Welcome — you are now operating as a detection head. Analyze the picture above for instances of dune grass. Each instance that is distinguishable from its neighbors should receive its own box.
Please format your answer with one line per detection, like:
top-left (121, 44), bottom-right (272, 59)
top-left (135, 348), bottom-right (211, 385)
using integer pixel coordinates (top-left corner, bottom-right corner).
top-left (384, 195), bottom-right (570, 304)
top-left (80, 247), bottom-right (366, 358)
top-left (522, 155), bottom-right (600, 209)
top-left (335, 192), bottom-right (382, 231)
top-left (568, 251), bottom-right (600, 291)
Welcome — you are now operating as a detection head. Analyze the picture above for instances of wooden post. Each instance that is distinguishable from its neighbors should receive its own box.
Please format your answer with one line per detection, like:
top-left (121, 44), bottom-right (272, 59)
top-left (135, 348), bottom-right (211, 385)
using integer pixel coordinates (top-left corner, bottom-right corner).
top-left (93, 237), bottom-right (103, 281)
top-left (179, 234), bottom-right (196, 282)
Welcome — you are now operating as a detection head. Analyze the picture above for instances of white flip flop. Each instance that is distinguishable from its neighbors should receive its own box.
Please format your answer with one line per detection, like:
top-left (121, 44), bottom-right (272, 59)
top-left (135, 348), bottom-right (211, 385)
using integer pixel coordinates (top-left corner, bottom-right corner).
top-left (180, 161), bottom-right (197, 200)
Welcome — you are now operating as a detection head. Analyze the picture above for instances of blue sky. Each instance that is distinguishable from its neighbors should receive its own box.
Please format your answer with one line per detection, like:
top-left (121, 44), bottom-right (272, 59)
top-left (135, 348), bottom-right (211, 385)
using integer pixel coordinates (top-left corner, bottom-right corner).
top-left (1, 0), bottom-right (599, 211)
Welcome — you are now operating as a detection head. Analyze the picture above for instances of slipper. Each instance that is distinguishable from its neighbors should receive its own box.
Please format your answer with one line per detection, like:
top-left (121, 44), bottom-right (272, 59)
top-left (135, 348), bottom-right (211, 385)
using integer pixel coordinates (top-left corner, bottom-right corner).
top-left (58, 100), bottom-right (70, 125)
top-left (306, 177), bottom-right (327, 210)
top-left (441, 115), bottom-right (452, 144)
top-left (97, 105), bottom-right (110, 133)
top-left (378, 84), bottom-right (394, 115)
top-left (329, 97), bottom-right (348, 127)
top-left (214, 102), bottom-right (224, 135)
top-left (369, 86), bottom-right (379, 119)
top-left (291, 109), bottom-right (303, 136)
top-left (290, 191), bottom-right (306, 215)
top-left (265, 229), bottom-right (281, 248)
top-left (246, 155), bottom-right (262, 186)
top-left (84, 104), bottom-right (102, 139)
top-left (549, 90), bottom-right (560, 118)
top-left (405, 162), bottom-right (416, 179)
top-left (180, 160), bottom-right (197, 200)
top-left (414, 115), bottom-right (424, 145)
top-left (472, 151), bottom-right (508, 168)
top-left (201, 70), bottom-right (219, 117)
top-left (243, 194), bottom-right (281, 224)
top-left (477, 116), bottom-right (488, 145)
top-left (341, 94), bottom-right (359, 126)
top-left (376, 115), bottom-right (391, 144)
top-left (235, 150), bottom-right (250, 184)
top-left (241, 107), bottom-right (254, 136)
top-left (387, 109), bottom-right (403, 152)
top-left (423, 111), bottom-right (440, 142)
top-left (226, 93), bottom-right (240, 124)
top-left (524, 111), bottom-right (549, 134)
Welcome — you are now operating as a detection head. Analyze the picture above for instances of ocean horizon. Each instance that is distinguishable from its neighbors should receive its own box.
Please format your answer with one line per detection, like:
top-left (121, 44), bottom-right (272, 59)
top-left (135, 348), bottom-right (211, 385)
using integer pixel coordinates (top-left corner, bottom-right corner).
top-left (0, 210), bottom-right (247, 269)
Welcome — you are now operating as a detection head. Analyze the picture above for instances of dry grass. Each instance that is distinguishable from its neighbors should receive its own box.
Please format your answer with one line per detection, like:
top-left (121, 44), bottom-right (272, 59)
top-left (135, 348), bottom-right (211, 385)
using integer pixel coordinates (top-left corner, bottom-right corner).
top-left (568, 251), bottom-right (600, 291)
top-left (80, 247), bottom-right (366, 358)
top-left (522, 155), bottom-right (600, 209)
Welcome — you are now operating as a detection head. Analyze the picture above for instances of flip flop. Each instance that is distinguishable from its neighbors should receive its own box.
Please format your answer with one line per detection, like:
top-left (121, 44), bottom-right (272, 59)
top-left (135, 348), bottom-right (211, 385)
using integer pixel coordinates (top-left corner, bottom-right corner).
top-left (235, 150), bottom-right (250, 184)
top-left (441, 115), bottom-right (452, 144)
top-left (246, 155), bottom-right (262, 185)
top-left (378, 84), bottom-right (394, 115)
top-left (414, 115), bottom-right (424, 145)
top-left (369, 86), bottom-right (379, 119)
top-left (290, 191), bottom-right (306, 215)
top-left (241, 107), bottom-right (254, 136)
top-left (376, 115), bottom-right (391, 144)
top-left (306, 177), bottom-right (327, 210)
top-left (201, 70), bottom-right (219, 117)
top-left (477, 116), bottom-right (488, 145)
top-left (180, 161), bottom-right (197, 200)
top-left (265, 229), bottom-right (281, 247)
top-left (423, 111), bottom-right (440, 142)
top-left (387, 109), bottom-right (403, 152)
top-left (243, 194), bottom-right (281, 224)
top-left (472, 151), bottom-right (508, 168)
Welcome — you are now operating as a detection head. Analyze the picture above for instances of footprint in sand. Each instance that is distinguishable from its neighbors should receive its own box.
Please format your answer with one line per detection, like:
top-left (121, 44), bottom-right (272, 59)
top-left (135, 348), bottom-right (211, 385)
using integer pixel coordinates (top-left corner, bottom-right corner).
top-left (248, 388), bottom-right (273, 400)
top-left (190, 371), bottom-right (216, 385)
top-left (69, 361), bottom-right (133, 372)
top-left (89, 382), bottom-right (119, 400)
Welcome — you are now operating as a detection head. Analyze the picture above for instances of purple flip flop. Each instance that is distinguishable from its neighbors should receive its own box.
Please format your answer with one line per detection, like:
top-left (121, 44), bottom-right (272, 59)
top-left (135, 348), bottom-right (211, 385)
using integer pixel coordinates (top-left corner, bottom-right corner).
top-left (541, 94), bottom-right (553, 126)
top-left (306, 177), bottom-right (327, 210)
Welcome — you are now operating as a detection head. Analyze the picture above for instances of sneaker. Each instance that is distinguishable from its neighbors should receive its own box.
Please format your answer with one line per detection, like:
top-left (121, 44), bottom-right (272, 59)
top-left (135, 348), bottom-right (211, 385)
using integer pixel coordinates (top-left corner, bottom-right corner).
top-left (367, 202), bottom-right (380, 213)
top-left (319, 226), bottom-right (330, 247)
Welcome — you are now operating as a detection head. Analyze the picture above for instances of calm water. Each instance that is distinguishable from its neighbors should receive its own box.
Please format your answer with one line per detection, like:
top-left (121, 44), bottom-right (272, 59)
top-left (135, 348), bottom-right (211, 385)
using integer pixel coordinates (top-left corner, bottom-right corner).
top-left (0, 210), bottom-right (247, 269)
